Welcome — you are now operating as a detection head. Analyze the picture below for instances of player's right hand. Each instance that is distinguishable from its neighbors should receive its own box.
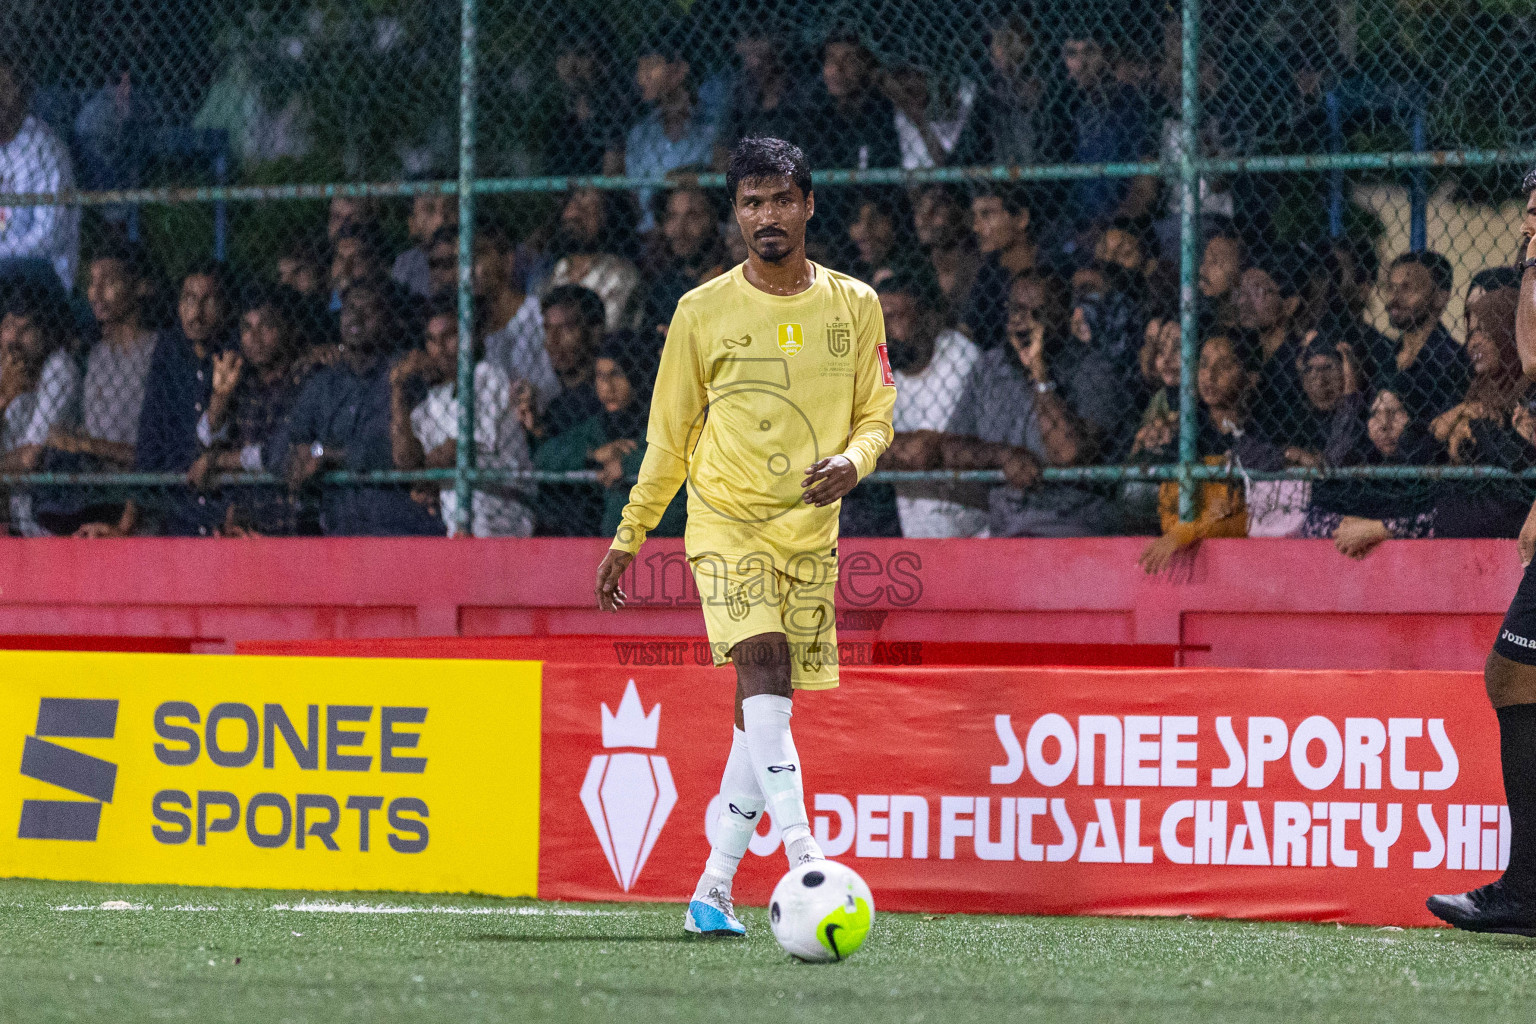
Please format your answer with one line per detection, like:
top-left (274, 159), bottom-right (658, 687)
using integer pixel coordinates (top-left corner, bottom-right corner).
top-left (595, 548), bottom-right (634, 612)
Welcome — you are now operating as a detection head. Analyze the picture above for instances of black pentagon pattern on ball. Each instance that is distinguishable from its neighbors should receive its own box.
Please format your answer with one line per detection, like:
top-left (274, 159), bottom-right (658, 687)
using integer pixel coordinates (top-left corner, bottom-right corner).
top-left (802, 870), bottom-right (825, 887)
top-left (770, 902), bottom-right (781, 924)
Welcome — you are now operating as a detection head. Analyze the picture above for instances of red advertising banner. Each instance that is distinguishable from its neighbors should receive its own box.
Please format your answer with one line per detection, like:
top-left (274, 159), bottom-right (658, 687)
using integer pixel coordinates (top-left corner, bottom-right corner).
top-left (539, 664), bottom-right (1505, 927)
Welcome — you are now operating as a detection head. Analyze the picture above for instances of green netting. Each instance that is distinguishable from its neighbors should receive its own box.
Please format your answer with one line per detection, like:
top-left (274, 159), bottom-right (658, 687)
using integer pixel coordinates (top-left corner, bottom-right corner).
top-left (0, 0), bottom-right (1533, 545)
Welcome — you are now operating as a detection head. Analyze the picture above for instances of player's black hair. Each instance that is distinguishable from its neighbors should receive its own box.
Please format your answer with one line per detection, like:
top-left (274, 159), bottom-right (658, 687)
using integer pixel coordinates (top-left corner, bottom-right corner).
top-left (726, 137), bottom-right (813, 204)
top-left (1390, 249), bottom-right (1454, 295)
top-left (542, 283), bottom-right (607, 331)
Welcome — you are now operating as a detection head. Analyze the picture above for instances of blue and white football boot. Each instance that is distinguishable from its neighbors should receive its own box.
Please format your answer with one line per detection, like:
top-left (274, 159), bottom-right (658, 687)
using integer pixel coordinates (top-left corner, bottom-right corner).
top-left (684, 886), bottom-right (746, 937)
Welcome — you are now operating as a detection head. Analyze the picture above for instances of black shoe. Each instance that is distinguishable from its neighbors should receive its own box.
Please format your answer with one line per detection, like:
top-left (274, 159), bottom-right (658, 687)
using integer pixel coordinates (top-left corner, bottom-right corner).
top-left (1427, 879), bottom-right (1536, 936)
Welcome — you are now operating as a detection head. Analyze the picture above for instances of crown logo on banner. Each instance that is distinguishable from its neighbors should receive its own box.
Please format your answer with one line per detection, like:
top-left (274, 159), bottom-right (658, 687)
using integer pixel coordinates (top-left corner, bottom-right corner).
top-left (601, 679), bottom-right (660, 749)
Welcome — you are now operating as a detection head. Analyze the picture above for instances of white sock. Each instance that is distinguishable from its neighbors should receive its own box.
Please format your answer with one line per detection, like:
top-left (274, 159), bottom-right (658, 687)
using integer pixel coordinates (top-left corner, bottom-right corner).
top-left (741, 693), bottom-right (823, 866)
top-left (693, 728), bottom-right (763, 901)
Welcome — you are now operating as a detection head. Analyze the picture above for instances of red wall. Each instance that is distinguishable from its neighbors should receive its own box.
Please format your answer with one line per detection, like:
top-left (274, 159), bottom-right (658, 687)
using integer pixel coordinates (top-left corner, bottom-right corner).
top-left (0, 536), bottom-right (1516, 669)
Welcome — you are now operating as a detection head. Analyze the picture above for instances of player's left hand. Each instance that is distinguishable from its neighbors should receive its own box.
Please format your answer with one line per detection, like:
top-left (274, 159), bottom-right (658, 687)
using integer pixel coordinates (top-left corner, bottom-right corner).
top-left (801, 455), bottom-right (857, 507)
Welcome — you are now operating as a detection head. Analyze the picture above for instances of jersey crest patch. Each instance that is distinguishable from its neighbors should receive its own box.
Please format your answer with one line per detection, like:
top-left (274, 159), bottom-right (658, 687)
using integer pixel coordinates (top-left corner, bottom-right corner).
top-left (777, 323), bottom-right (805, 356)
top-left (826, 321), bottom-right (851, 357)
top-left (877, 343), bottom-right (895, 386)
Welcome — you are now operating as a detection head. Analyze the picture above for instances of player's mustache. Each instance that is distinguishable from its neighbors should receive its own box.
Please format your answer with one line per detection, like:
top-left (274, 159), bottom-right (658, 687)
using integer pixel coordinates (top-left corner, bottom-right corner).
top-left (754, 228), bottom-right (787, 239)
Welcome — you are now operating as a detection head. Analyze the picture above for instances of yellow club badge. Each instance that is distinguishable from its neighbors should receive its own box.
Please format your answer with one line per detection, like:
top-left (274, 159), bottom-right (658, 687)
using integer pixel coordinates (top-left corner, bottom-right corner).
top-left (777, 322), bottom-right (805, 356)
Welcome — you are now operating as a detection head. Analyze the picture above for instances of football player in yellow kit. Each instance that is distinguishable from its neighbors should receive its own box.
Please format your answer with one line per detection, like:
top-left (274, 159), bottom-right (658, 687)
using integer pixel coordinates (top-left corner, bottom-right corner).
top-left (594, 137), bottom-right (895, 936)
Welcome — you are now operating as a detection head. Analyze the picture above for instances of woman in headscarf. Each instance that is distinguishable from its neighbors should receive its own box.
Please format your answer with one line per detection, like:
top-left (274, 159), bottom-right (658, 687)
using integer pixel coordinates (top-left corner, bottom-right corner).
top-left (533, 332), bottom-right (686, 536)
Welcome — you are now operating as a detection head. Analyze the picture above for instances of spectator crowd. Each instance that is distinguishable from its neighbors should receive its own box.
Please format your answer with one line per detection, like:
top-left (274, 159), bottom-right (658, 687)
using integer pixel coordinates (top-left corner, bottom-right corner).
top-left (0, 12), bottom-right (1532, 559)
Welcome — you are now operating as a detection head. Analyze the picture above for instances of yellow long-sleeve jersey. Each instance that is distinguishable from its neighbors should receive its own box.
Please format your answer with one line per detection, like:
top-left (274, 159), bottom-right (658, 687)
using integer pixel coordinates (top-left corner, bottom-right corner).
top-left (610, 261), bottom-right (896, 574)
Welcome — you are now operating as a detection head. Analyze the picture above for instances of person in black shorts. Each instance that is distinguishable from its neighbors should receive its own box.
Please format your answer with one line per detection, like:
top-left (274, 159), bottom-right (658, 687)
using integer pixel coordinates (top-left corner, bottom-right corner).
top-left (1426, 169), bottom-right (1536, 934)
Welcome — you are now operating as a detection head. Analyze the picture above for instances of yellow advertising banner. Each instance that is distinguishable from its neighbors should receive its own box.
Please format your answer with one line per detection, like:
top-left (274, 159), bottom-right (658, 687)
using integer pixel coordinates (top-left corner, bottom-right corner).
top-left (0, 652), bottom-right (541, 896)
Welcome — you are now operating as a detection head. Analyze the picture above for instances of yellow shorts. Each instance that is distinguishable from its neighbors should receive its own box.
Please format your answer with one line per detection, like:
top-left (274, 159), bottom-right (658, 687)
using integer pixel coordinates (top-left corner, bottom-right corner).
top-left (688, 551), bottom-right (839, 689)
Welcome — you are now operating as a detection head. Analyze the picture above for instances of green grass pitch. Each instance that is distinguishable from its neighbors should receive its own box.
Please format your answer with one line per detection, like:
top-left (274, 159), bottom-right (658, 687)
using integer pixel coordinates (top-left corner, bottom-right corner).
top-left (3, 878), bottom-right (1535, 1023)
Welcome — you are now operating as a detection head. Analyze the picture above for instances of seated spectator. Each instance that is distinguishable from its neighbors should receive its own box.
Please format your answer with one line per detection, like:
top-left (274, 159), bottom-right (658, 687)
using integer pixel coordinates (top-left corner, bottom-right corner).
top-left (1302, 388), bottom-right (1437, 556)
top-left (1467, 266), bottom-right (1522, 312)
top-left (534, 332), bottom-right (684, 538)
top-left (1430, 287), bottom-right (1534, 539)
top-left (639, 185), bottom-right (728, 337)
top-left (524, 285), bottom-right (606, 535)
top-left (546, 23), bottom-right (626, 176)
top-left (0, 46), bottom-right (80, 292)
top-left (972, 13), bottom-right (1047, 167)
top-left (188, 284), bottom-right (309, 536)
top-left (35, 240), bottom-right (158, 537)
top-left (328, 222), bottom-right (391, 315)
top-left (475, 224), bottom-right (559, 415)
top-left (884, 62), bottom-right (981, 171)
top-left (136, 262), bottom-right (236, 536)
top-left (846, 188), bottom-right (921, 288)
top-left (963, 185), bottom-right (1038, 351)
top-left (391, 298), bottom-right (534, 538)
top-left (876, 271), bottom-right (985, 538)
top-left (271, 279), bottom-right (445, 536)
top-left (1197, 227), bottom-right (1243, 333)
top-left (917, 275), bottom-right (1119, 538)
top-left (1374, 250), bottom-right (1469, 422)
top-left (1123, 313), bottom-right (1183, 532)
top-left (1138, 333), bottom-right (1263, 573)
top-left (1062, 278), bottom-right (1145, 458)
top-left (1094, 219), bottom-right (1155, 281)
top-left (424, 227), bottom-right (460, 303)
top-left (912, 184), bottom-right (979, 317)
top-left (625, 33), bottom-right (719, 234)
top-left (392, 193), bottom-right (457, 298)
top-left (0, 286), bottom-right (79, 535)
top-left (544, 188), bottom-right (641, 332)
top-left (277, 238), bottom-right (325, 297)
top-left (1236, 244), bottom-right (1312, 445)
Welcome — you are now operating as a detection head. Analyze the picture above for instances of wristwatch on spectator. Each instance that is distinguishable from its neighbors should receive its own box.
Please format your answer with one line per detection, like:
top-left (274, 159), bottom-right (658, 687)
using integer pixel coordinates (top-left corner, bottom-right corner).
top-left (1033, 379), bottom-right (1058, 395)
top-left (1521, 257), bottom-right (1536, 274)
top-left (310, 441), bottom-right (326, 462)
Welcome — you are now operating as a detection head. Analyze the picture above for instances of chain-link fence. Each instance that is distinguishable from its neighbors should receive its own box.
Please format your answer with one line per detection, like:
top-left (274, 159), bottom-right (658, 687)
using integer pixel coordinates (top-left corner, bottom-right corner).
top-left (1, 0), bottom-right (1534, 548)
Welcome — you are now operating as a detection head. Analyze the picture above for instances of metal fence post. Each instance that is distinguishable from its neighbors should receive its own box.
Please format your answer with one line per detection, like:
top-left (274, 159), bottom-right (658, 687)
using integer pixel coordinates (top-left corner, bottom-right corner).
top-left (453, 0), bottom-right (479, 538)
top-left (1177, 0), bottom-right (1203, 522)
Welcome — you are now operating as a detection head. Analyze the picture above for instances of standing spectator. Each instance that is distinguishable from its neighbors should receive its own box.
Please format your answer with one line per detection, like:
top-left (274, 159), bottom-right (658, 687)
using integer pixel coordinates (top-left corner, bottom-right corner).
top-left (1375, 250), bottom-right (1470, 422)
top-left (188, 284), bottom-right (307, 536)
top-left (912, 184), bottom-right (979, 317)
top-left (534, 333), bottom-right (684, 538)
top-left (1045, 27), bottom-right (1156, 239)
top-left (36, 240), bottom-right (158, 537)
top-left (0, 47), bottom-right (79, 292)
top-left (624, 35), bottom-right (719, 234)
top-left (0, 286), bottom-right (79, 535)
top-left (271, 280), bottom-right (445, 536)
top-left (639, 185), bottom-right (728, 337)
top-left (716, 23), bottom-right (804, 153)
top-left (797, 30), bottom-right (901, 255)
top-left (846, 188), bottom-right (920, 288)
top-left (972, 14), bottom-right (1047, 168)
top-left (391, 298), bottom-right (534, 538)
top-left (884, 63), bottom-right (981, 171)
top-left (876, 272), bottom-right (985, 537)
top-left (136, 262), bottom-right (235, 536)
top-left (392, 192), bottom-right (457, 299)
top-left (544, 188), bottom-right (641, 332)
top-left (476, 224), bottom-right (559, 415)
top-left (963, 185), bottom-right (1038, 351)
top-left (547, 25), bottom-right (627, 177)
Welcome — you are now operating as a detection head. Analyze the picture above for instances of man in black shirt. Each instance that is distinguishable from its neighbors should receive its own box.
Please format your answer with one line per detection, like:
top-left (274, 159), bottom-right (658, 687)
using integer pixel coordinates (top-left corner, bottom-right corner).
top-left (1373, 249), bottom-right (1470, 422)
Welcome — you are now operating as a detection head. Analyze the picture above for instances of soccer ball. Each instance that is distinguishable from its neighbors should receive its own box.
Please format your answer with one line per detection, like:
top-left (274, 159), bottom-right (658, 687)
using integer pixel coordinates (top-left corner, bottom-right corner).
top-left (768, 860), bottom-right (874, 962)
